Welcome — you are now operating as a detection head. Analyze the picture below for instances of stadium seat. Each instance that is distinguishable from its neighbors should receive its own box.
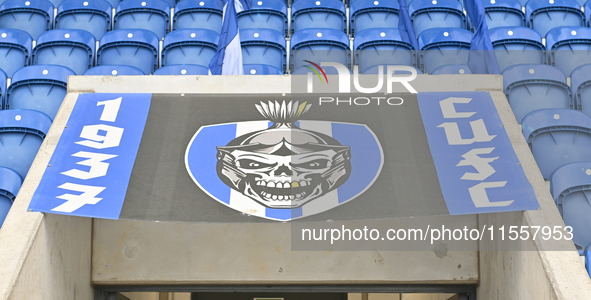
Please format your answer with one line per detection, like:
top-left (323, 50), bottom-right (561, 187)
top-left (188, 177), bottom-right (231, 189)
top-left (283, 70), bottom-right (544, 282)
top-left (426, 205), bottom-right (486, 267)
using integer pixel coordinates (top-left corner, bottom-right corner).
top-left (0, 0), bottom-right (54, 40)
top-left (239, 28), bottom-right (286, 73)
top-left (354, 28), bottom-right (416, 74)
top-left (55, 0), bottom-right (112, 40)
top-left (550, 162), bottom-right (591, 251)
top-left (0, 109), bottom-right (52, 179)
top-left (153, 64), bottom-right (209, 75)
top-left (244, 64), bottom-right (284, 75)
top-left (503, 64), bottom-right (571, 123)
top-left (173, 0), bottom-right (223, 34)
top-left (418, 28), bottom-right (472, 74)
top-left (0, 167), bottom-right (21, 228)
top-left (408, 0), bottom-right (466, 37)
top-left (522, 108), bottom-right (591, 179)
top-left (84, 65), bottom-right (145, 75)
top-left (97, 29), bottom-right (159, 75)
top-left (489, 26), bottom-right (545, 72)
top-left (349, 0), bottom-right (400, 37)
top-left (291, 0), bottom-right (347, 34)
top-left (290, 28), bottom-right (351, 72)
top-left (0, 28), bottom-right (32, 77)
top-left (161, 29), bottom-right (219, 69)
top-left (546, 26), bottom-right (591, 79)
top-left (4, 65), bottom-right (74, 120)
top-left (361, 65), bottom-right (423, 74)
top-left (292, 65), bottom-right (350, 74)
top-left (32, 29), bottom-right (95, 75)
top-left (0, 69), bottom-right (6, 103)
top-left (431, 64), bottom-right (472, 74)
top-left (572, 64), bottom-right (591, 117)
top-left (525, 0), bottom-right (584, 37)
top-left (237, 0), bottom-right (287, 36)
top-left (114, 0), bottom-right (170, 40)
top-left (483, 0), bottom-right (525, 29)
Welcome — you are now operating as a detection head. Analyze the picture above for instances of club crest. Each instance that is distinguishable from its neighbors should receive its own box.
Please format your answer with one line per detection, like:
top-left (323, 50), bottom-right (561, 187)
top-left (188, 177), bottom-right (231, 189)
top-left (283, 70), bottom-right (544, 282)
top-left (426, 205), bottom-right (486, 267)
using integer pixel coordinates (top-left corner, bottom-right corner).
top-left (185, 101), bottom-right (383, 221)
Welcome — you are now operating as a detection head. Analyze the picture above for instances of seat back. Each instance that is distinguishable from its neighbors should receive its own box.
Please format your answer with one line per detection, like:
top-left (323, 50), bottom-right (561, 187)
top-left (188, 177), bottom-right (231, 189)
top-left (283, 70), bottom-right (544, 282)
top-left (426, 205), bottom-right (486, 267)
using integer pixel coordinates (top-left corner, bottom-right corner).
top-left (84, 65), bottom-right (145, 75)
top-left (349, 0), bottom-right (400, 36)
top-left (32, 29), bottom-right (95, 75)
top-left (354, 28), bottom-right (416, 73)
top-left (56, 0), bottom-right (112, 40)
top-left (153, 64), bottom-right (210, 75)
top-left (0, 109), bottom-right (52, 179)
top-left (173, 0), bottom-right (224, 33)
top-left (291, 0), bottom-right (347, 34)
top-left (550, 162), bottom-right (591, 251)
top-left (243, 64), bottom-right (283, 75)
top-left (161, 29), bottom-right (219, 68)
top-left (418, 27), bottom-right (472, 74)
top-left (5, 65), bottom-right (74, 120)
top-left (571, 64), bottom-right (591, 116)
top-left (97, 29), bottom-right (159, 75)
top-left (522, 108), bottom-right (591, 179)
top-left (290, 28), bottom-right (351, 72)
top-left (408, 0), bottom-right (465, 37)
top-left (0, 28), bottom-right (32, 77)
top-left (240, 28), bottom-right (286, 72)
top-left (431, 64), bottom-right (472, 74)
top-left (483, 0), bottom-right (525, 29)
top-left (489, 26), bottom-right (545, 72)
top-left (503, 64), bottom-right (571, 123)
top-left (237, 0), bottom-right (287, 36)
top-left (526, 0), bottom-right (584, 37)
top-left (546, 26), bottom-right (591, 78)
top-left (0, 0), bottom-right (54, 39)
top-left (114, 0), bottom-right (170, 40)
top-left (0, 167), bottom-right (22, 228)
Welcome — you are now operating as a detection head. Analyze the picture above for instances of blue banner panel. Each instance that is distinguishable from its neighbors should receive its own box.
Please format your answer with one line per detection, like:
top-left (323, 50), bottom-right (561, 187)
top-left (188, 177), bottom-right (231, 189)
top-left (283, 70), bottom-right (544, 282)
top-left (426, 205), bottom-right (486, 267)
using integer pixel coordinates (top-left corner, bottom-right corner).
top-left (28, 93), bottom-right (151, 219)
top-left (417, 92), bottom-right (539, 215)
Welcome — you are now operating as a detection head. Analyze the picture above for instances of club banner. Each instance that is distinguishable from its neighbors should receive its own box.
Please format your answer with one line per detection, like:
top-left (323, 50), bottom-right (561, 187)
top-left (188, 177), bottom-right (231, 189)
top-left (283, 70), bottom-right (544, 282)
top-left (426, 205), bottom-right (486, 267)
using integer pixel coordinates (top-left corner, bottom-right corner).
top-left (28, 92), bottom-right (539, 222)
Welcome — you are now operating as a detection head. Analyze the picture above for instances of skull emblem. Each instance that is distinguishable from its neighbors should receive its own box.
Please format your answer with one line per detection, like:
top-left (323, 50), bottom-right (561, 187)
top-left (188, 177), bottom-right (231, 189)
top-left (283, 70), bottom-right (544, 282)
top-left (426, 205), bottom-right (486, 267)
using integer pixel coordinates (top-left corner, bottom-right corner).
top-left (216, 101), bottom-right (352, 209)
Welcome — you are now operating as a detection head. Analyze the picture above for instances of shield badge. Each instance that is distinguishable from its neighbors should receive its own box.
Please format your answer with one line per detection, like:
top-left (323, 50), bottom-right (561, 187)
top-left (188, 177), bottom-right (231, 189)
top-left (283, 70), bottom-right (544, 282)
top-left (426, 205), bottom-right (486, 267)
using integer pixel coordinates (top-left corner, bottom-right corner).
top-left (185, 101), bottom-right (384, 221)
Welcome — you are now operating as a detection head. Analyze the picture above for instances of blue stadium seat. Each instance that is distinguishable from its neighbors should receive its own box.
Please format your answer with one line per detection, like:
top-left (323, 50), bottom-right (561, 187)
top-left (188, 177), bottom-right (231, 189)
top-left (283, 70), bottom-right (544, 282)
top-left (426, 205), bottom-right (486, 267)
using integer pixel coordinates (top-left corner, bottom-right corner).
top-left (483, 0), bottom-right (525, 29)
top-left (0, 69), bottom-right (6, 103)
top-left (97, 29), bottom-right (159, 75)
top-left (350, 0), bottom-right (400, 37)
top-left (290, 28), bottom-right (351, 72)
top-left (292, 65), bottom-right (351, 74)
top-left (546, 26), bottom-right (591, 79)
top-left (291, 0), bottom-right (347, 34)
top-left (55, 0), bottom-right (112, 40)
top-left (0, 167), bottom-right (21, 228)
top-left (525, 0), bottom-right (584, 37)
top-left (408, 0), bottom-right (466, 37)
top-left (572, 64), bottom-right (591, 116)
top-left (173, 0), bottom-right (223, 34)
top-left (489, 26), bottom-right (545, 72)
top-left (4, 65), bottom-right (74, 120)
top-left (237, 0), bottom-right (287, 36)
top-left (0, 0), bottom-right (53, 40)
top-left (240, 28), bottom-right (286, 73)
top-left (244, 64), bottom-right (283, 75)
top-left (550, 162), bottom-right (591, 252)
top-left (114, 0), bottom-right (170, 40)
top-left (361, 65), bottom-right (423, 74)
top-left (0, 109), bottom-right (52, 179)
top-left (153, 64), bottom-right (209, 75)
top-left (84, 65), bottom-right (145, 75)
top-left (503, 64), bottom-right (571, 123)
top-left (431, 64), bottom-right (471, 74)
top-left (0, 28), bottom-right (32, 77)
top-left (522, 109), bottom-right (591, 179)
top-left (418, 28), bottom-right (472, 74)
top-left (32, 29), bottom-right (95, 75)
top-left (161, 29), bottom-right (219, 69)
top-left (354, 28), bottom-right (416, 74)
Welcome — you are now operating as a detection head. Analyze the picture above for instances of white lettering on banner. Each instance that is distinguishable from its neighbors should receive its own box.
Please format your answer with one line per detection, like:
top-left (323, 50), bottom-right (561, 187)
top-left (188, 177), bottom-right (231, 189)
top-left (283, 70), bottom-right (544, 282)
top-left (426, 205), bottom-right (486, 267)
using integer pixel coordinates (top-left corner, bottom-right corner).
top-left (438, 97), bottom-right (513, 208)
top-left (55, 98), bottom-right (124, 212)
